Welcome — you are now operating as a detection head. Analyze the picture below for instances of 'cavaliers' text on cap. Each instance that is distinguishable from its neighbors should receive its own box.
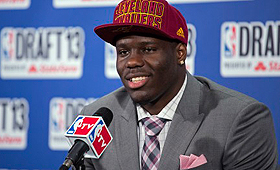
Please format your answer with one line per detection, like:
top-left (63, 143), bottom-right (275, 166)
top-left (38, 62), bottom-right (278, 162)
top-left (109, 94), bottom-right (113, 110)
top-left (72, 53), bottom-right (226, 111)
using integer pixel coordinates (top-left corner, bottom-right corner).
top-left (94, 0), bottom-right (188, 45)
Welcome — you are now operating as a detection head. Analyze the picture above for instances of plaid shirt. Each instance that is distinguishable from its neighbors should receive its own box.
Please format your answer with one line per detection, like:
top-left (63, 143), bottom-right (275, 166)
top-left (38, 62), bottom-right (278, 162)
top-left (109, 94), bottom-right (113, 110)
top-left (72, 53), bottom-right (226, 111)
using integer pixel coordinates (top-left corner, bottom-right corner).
top-left (136, 75), bottom-right (187, 168)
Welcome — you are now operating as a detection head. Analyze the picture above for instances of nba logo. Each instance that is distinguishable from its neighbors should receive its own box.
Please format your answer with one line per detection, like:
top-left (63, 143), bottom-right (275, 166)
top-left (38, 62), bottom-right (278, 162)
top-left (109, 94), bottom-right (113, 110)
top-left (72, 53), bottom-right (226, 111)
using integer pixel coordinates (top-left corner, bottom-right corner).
top-left (66, 116), bottom-right (99, 135)
top-left (66, 116), bottom-right (84, 135)
top-left (1, 28), bottom-right (15, 60)
top-left (222, 23), bottom-right (237, 58)
top-left (50, 99), bottom-right (65, 131)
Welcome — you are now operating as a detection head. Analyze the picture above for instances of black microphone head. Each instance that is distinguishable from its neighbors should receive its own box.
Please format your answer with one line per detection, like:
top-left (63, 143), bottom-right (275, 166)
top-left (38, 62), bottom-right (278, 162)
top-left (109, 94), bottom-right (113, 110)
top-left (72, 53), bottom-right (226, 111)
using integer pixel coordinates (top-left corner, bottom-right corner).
top-left (93, 107), bottom-right (113, 127)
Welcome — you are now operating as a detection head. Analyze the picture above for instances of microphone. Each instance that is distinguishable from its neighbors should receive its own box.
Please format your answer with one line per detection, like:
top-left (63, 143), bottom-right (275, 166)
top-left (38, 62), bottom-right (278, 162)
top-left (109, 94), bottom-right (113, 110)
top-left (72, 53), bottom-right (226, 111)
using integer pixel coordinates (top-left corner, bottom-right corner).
top-left (59, 107), bottom-right (113, 170)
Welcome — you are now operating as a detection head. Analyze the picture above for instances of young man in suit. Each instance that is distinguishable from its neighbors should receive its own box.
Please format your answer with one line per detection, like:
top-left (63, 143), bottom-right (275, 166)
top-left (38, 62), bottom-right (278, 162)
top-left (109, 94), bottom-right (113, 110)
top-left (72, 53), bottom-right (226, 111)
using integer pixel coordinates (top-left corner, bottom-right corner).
top-left (80, 0), bottom-right (279, 169)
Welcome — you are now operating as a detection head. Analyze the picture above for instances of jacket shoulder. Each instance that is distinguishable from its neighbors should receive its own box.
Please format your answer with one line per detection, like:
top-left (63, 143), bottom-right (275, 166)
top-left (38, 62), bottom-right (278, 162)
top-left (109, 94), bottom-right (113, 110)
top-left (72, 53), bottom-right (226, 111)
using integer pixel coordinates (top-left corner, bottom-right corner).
top-left (195, 76), bottom-right (258, 104)
top-left (81, 86), bottom-right (130, 116)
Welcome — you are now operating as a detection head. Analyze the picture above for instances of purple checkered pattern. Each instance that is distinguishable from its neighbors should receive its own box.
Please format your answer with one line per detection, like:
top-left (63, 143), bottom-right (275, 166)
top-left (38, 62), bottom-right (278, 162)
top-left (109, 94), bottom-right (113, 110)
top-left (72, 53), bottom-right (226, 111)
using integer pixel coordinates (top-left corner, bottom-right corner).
top-left (141, 116), bottom-right (167, 170)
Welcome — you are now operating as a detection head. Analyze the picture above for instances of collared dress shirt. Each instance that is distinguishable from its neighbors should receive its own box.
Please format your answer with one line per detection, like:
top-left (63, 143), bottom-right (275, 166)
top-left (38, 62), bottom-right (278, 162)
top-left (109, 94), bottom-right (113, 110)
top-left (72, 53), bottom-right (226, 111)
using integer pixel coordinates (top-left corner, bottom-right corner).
top-left (136, 75), bottom-right (187, 168)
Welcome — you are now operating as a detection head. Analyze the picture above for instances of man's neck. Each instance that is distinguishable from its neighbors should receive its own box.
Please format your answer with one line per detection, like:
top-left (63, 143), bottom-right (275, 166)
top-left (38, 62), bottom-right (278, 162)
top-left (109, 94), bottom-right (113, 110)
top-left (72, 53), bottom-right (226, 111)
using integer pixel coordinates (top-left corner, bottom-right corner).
top-left (140, 74), bottom-right (186, 115)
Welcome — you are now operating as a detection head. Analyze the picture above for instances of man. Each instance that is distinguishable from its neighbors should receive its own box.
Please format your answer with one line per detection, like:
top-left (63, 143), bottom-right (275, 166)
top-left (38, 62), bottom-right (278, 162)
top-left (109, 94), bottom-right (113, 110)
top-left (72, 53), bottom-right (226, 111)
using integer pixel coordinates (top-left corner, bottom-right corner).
top-left (80, 0), bottom-right (279, 169)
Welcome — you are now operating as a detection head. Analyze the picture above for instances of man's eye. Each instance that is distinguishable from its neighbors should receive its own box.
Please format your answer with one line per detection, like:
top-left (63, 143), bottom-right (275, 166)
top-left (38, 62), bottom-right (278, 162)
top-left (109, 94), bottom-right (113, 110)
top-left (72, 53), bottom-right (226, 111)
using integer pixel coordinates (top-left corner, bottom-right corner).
top-left (143, 47), bottom-right (156, 53)
top-left (118, 50), bottom-right (129, 55)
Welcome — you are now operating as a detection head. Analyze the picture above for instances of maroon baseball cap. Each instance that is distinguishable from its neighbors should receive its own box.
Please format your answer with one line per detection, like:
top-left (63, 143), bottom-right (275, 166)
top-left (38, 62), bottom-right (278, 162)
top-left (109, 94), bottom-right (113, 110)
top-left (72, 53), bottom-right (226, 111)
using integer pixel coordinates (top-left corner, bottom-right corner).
top-left (94, 0), bottom-right (188, 46)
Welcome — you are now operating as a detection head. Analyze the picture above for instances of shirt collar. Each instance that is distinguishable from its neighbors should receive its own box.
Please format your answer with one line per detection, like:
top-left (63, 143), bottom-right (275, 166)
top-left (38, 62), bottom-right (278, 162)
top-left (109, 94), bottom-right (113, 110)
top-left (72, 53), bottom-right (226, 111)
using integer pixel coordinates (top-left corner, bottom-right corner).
top-left (136, 75), bottom-right (187, 122)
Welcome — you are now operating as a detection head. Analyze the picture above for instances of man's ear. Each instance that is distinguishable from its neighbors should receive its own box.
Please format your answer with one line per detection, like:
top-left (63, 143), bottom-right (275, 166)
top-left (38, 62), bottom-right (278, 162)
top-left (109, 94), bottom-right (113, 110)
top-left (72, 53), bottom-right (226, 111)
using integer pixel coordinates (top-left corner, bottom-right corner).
top-left (176, 43), bottom-right (187, 65)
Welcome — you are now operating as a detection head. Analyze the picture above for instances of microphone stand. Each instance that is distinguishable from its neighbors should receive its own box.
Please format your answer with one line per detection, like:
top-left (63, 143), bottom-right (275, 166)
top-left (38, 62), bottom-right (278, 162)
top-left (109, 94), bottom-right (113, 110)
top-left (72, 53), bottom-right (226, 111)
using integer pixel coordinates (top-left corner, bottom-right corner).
top-left (73, 157), bottom-right (85, 170)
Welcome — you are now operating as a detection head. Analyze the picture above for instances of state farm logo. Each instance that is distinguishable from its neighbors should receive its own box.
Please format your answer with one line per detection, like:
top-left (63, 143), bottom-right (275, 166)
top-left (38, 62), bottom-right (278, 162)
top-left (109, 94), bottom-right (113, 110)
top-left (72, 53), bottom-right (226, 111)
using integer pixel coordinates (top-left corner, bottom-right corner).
top-left (49, 97), bottom-right (97, 150)
top-left (221, 21), bottom-right (280, 77)
top-left (104, 23), bottom-right (196, 79)
top-left (0, 27), bottom-right (85, 79)
top-left (0, 98), bottom-right (29, 150)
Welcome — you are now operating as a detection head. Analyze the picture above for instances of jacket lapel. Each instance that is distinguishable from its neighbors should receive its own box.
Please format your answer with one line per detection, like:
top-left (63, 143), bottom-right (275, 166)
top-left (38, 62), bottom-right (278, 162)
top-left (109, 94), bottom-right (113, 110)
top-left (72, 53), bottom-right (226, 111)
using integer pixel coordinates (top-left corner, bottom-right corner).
top-left (114, 94), bottom-right (140, 169)
top-left (158, 72), bottom-right (205, 170)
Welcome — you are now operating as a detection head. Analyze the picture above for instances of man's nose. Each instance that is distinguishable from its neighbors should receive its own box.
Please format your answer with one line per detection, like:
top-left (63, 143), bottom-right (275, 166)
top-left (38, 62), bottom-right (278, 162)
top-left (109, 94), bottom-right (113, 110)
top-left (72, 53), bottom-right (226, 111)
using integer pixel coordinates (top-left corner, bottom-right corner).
top-left (126, 50), bottom-right (144, 68)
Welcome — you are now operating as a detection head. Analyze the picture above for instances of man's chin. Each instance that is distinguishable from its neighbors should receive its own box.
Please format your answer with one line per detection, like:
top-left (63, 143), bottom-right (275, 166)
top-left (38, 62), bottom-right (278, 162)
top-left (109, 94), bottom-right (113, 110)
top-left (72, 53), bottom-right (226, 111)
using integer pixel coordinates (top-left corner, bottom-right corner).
top-left (128, 91), bottom-right (150, 105)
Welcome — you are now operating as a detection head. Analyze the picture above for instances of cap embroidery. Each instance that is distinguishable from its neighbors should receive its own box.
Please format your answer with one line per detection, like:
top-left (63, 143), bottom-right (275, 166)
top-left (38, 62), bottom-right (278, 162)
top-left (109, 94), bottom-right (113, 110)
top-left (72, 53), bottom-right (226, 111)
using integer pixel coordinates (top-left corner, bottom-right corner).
top-left (176, 27), bottom-right (185, 38)
top-left (114, 0), bottom-right (165, 29)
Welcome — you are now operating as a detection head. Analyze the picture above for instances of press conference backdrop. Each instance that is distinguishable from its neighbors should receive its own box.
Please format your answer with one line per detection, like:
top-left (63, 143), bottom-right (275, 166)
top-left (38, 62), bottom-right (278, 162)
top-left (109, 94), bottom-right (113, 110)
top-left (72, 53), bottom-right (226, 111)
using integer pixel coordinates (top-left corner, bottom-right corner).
top-left (0, 0), bottom-right (279, 169)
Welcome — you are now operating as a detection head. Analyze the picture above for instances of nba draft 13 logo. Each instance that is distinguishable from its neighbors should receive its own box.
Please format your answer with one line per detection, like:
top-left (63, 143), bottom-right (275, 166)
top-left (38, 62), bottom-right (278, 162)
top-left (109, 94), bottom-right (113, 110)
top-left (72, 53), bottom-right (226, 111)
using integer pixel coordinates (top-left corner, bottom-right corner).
top-left (1, 27), bottom-right (85, 79)
top-left (0, 98), bottom-right (29, 150)
top-left (220, 21), bottom-right (280, 77)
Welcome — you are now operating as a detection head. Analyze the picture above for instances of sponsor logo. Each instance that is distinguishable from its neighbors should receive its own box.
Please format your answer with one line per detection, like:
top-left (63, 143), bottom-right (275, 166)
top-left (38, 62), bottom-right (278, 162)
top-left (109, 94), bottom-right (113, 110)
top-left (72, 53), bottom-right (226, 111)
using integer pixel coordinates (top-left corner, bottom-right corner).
top-left (104, 23), bottom-right (196, 79)
top-left (1, 27), bottom-right (85, 79)
top-left (0, 98), bottom-right (29, 150)
top-left (177, 27), bottom-right (185, 39)
top-left (0, 0), bottom-right (30, 10)
top-left (221, 21), bottom-right (280, 77)
top-left (53, 0), bottom-right (251, 8)
top-left (48, 97), bottom-right (97, 150)
top-left (89, 120), bottom-right (111, 156)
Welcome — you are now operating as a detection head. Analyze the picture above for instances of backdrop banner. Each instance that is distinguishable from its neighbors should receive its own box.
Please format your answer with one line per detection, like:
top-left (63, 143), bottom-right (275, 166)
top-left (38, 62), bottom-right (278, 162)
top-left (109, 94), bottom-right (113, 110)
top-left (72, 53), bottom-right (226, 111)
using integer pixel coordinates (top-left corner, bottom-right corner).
top-left (0, 0), bottom-right (279, 169)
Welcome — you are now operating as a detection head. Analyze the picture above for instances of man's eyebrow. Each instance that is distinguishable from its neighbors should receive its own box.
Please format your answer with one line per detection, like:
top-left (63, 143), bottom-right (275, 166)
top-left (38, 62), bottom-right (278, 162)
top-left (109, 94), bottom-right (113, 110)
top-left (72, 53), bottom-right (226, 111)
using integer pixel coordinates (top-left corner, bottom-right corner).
top-left (116, 41), bottom-right (157, 48)
top-left (115, 42), bottom-right (128, 48)
top-left (139, 41), bottom-right (157, 45)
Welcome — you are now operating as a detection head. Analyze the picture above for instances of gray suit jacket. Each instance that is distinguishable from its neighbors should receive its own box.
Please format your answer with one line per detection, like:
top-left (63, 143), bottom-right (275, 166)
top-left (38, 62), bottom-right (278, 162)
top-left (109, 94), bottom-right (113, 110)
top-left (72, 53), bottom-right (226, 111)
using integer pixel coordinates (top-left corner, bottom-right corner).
top-left (80, 72), bottom-right (279, 170)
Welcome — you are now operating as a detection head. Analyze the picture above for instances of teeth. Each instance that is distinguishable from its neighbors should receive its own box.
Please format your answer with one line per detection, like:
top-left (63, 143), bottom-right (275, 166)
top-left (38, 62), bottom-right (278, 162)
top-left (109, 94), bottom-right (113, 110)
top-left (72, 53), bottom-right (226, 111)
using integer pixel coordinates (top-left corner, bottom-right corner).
top-left (131, 76), bottom-right (147, 83)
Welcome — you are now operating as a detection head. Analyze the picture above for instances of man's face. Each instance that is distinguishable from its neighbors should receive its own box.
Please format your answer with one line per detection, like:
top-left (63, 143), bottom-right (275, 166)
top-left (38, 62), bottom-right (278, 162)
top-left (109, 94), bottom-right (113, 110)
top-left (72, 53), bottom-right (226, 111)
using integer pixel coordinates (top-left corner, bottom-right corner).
top-left (116, 35), bottom-right (184, 107)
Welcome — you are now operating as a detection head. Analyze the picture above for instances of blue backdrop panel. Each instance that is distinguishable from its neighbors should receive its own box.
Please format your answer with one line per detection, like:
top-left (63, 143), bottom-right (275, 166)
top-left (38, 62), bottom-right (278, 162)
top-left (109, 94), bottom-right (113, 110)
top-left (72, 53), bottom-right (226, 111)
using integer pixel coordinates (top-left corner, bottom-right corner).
top-left (0, 0), bottom-right (279, 169)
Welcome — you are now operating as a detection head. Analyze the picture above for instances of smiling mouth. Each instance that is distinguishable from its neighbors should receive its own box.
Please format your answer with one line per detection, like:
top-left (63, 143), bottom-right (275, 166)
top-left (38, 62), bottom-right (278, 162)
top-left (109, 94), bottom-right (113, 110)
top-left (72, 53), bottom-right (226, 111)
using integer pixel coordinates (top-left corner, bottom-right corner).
top-left (130, 76), bottom-right (148, 83)
top-left (127, 76), bottom-right (149, 89)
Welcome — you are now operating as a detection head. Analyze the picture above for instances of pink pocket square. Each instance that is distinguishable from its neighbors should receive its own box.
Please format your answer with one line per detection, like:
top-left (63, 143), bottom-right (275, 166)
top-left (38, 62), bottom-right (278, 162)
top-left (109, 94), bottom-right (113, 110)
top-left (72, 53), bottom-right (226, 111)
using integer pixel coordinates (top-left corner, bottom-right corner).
top-left (179, 154), bottom-right (207, 169)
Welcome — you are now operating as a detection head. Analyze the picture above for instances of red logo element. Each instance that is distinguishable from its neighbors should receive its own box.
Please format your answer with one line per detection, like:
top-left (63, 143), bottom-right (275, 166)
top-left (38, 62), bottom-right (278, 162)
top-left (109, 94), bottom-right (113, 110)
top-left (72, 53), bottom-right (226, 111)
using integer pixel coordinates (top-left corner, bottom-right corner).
top-left (74, 117), bottom-right (99, 135)
top-left (28, 65), bottom-right (37, 72)
top-left (269, 61), bottom-right (280, 71)
top-left (230, 26), bottom-right (236, 56)
top-left (254, 62), bottom-right (266, 71)
top-left (92, 125), bottom-right (111, 156)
